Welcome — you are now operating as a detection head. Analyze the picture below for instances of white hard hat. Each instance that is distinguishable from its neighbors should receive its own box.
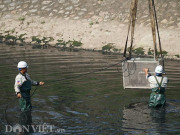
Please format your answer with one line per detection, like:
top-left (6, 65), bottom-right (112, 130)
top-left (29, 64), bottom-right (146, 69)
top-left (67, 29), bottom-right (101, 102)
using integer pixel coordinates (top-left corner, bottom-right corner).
top-left (17, 61), bottom-right (28, 68)
top-left (155, 65), bottom-right (163, 73)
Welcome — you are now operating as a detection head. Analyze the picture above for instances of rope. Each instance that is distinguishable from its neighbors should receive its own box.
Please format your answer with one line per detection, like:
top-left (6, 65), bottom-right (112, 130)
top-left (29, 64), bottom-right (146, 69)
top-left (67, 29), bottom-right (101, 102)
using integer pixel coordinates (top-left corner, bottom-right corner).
top-left (30, 85), bottom-right (40, 97)
top-left (122, 58), bottom-right (136, 77)
top-left (31, 60), bottom-right (123, 93)
top-left (2, 59), bottom-right (124, 125)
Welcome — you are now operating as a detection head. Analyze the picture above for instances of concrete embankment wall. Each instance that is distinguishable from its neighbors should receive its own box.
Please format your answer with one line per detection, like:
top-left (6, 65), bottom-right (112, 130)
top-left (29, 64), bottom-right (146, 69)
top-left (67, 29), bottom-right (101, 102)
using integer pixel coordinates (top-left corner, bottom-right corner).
top-left (0, 0), bottom-right (179, 55)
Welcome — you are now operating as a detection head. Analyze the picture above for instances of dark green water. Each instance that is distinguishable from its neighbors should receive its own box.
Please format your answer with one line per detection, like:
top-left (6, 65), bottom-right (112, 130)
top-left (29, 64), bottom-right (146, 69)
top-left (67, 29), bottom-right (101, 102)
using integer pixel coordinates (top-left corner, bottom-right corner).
top-left (0, 44), bottom-right (179, 135)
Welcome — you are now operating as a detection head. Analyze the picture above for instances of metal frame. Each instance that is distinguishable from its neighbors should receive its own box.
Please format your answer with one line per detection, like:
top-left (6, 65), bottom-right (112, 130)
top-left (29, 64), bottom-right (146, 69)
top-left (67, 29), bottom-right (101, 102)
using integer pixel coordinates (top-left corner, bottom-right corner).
top-left (122, 58), bottom-right (162, 89)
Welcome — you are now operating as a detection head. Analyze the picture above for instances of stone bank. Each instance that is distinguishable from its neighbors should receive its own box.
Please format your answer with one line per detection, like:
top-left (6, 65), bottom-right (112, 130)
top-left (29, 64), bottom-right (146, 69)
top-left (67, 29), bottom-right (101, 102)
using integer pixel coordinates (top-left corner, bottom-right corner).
top-left (0, 0), bottom-right (179, 55)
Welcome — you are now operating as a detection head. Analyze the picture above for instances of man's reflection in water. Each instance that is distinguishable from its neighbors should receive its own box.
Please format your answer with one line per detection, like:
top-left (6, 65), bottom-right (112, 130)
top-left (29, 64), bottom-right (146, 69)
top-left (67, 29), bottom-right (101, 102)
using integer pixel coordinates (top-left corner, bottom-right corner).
top-left (19, 110), bottom-right (33, 134)
top-left (150, 107), bottom-right (166, 123)
top-left (122, 102), bottom-right (167, 134)
top-left (150, 107), bottom-right (166, 134)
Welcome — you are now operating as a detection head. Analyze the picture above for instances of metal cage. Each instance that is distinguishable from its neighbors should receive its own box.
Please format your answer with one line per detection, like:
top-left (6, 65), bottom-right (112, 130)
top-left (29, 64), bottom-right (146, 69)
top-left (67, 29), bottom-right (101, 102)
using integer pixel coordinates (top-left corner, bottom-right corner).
top-left (122, 58), bottom-right (163, 89)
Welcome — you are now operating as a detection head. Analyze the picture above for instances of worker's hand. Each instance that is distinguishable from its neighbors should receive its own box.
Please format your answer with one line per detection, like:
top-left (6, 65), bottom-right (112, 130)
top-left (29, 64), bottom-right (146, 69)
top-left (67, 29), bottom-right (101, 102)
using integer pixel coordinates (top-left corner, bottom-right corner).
top-left (17, 93), bottom-right (22, 98)
top-left (144, 68), bottom-right (149, 76)
top-left (144, 68), bottom-right (149, 73)
top-left (39, 81), bottom-right (44, 86)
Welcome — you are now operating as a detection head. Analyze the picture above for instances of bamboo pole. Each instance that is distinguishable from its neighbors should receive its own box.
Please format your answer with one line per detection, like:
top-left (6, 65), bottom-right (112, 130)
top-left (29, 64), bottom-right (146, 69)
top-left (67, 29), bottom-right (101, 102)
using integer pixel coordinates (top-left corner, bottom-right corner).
top-left (129, 0), bottom-right (138, 59)
top-left (148, 0), bottom-right (158, 61)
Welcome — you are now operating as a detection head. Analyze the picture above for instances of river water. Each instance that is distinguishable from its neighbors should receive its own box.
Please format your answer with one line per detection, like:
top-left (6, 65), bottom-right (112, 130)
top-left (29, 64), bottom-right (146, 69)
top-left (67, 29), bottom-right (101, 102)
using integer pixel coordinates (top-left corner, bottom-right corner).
top-left (0, 44), bottom-right (179, 135)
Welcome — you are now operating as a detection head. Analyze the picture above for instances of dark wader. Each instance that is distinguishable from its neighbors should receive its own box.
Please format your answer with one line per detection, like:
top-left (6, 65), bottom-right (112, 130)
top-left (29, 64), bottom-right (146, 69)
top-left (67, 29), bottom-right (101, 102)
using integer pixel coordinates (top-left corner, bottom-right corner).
top-left (149, 76), bottom-right (166, 107)
top-left (19, 76), bottom-right (33, 132)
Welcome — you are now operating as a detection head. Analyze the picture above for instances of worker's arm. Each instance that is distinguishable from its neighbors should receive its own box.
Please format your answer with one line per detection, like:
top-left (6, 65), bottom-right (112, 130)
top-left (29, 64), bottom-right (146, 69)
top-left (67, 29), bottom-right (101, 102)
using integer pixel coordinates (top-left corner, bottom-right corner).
top-left (144, 68), bottom-right (149, 76)
top-left (27, 74), bottom-right (39, 86)
top-left (26, 73), bottom-right (44, 86)
top-left (144, 68), bottom-right (151, 78)
top-left (30, 79), bottom-right (44, 86)
top-left (14, 75), bottom-right (23, 98)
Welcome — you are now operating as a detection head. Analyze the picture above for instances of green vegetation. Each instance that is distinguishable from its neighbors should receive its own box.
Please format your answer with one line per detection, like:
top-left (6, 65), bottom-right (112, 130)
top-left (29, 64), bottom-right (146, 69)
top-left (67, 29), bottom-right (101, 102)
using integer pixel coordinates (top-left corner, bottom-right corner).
top-left (132, 47), bottom-right (145, 56)
top-left (157, 50), bottom-right (168, 56)
top-left (102, 43), bottom-right (114, 53)
top-left (41, 21), bottom-right (45, 24)
top-left (113, 48), bottom-right (121, 53)
top-left (56, 39), bottom-right (67, 49)
top-left (56, 39), bottom-right (82, 51)
top-left (72, 40), bottom-right (82, 47)
top-left (148, 48), bottom-right (153, 55)
top-left (89, 22), bottom-right (94, 25)
top-left (112, 48), bottom-right (118, 52)
top-left (129, 47), bottom-right (168, 57)
top-left (147, 48), bottom-right (168, 57)
top-left (4, 35), bottom-right (17, 45)
top-left (102, 43), bottom-right (120, 54)
top-left (17, 34), bottom-right (26, 45)
top-left (42, 37), bottom-right (54, 46)
top-left (68, 40), bottom-right (82, 47)
top-left (0, 30), bottom-right (27, 45)
top-left (31, 36), bottom-right (54, 48)
top-left (27, 22), bottom-right (30, 25)
top-left (127, 46), bottom-right (133, 54)
top-left (32, 36), bottom-right (41, 45)
top-left (175, 54), bottom-right (179, 58)
top-left (18, 17), bottom-right (25, 21)
top-left (0, 29), bottom-right (173, 57)
top-left (0, 33), bottom-right (4, 43)
top-left (67, 40), bottom-right (82, 51)
top-left (3, 30), bottom-right (17, 45)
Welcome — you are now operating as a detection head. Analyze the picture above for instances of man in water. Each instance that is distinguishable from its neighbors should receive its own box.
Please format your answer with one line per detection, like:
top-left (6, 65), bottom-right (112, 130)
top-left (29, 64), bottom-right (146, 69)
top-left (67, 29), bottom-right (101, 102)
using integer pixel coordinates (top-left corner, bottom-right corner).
top-left (144, 65), bottom-right (168, 107)
top-left (14, 61), bottom-right (44, 133)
